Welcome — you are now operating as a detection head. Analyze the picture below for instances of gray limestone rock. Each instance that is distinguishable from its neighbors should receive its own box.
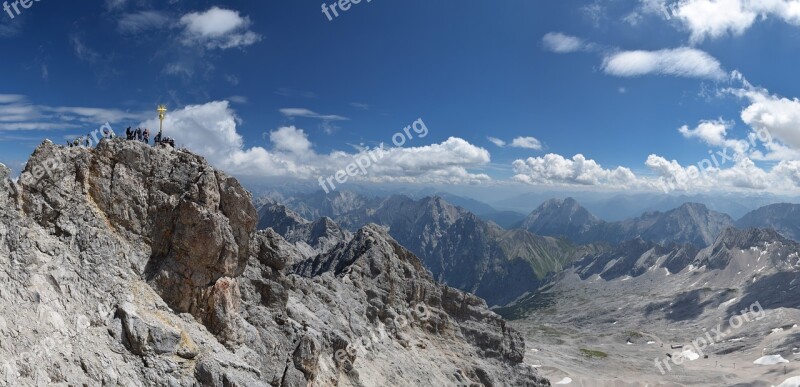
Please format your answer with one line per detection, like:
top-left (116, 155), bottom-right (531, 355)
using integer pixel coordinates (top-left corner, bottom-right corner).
top-left (0, 139), bottom-right (549, 387)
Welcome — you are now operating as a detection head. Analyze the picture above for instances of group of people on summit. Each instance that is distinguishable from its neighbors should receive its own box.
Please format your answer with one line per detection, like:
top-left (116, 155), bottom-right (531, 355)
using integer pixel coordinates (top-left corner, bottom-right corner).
top-left (126, 127), bottom-right (175, 147)
top-left (127, 127), bottom-right (150, 143)
top-left (67, 126), bottom-right (115, 148)
top-left (66, 127), bottom-right (176, 148)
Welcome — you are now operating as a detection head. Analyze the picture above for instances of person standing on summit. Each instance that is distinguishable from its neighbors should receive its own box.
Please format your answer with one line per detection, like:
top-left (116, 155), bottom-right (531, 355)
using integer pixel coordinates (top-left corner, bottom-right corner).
top-left (143, 128), bottom-right (149, 144)
top-left (135, 127), bottom-right (142, 141)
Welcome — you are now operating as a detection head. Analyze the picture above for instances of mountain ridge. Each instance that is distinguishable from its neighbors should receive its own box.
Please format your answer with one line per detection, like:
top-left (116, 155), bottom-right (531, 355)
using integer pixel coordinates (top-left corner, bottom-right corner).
top-left (259, 193), bottom-right (591, 306)
top-left (735, 203), bottom-right (800, 242)
top-left (0, 139), bottom-right (549, 386)
top-left (519, 198), bottom-right (735, 247)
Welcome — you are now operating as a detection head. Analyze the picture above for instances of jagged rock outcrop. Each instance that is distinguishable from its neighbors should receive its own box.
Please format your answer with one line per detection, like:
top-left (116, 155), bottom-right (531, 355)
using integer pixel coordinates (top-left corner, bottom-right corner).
top-left (0, 139), bottom-right (549, 386)
top-left (736, 203), bottom-right (800, 242)
top-left (258, 200), bottom-right (351, 257)
top-left (262, 194), bottom-right (582, 306)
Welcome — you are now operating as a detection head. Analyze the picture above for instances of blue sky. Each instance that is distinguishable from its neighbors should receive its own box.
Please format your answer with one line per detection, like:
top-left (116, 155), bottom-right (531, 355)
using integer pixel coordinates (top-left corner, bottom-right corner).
top-left (1, 0), bottom-right (800, 194)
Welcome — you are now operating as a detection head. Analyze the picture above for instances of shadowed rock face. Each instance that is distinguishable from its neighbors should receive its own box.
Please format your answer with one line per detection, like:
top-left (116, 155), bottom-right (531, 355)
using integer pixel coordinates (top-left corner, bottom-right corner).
top-left (0, 139), bottom-right (549, 386)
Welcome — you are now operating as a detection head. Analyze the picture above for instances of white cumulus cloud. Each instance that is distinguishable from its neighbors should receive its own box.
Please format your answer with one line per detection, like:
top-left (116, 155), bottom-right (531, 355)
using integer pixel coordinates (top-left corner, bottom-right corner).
top-left (510, 151), bottom-right (800, 194)
top-left (644, 154), bottom-right (796, 191)
top-left (137, 101), bottom-right (492, 185)
top-left (645, 0), bottom-right (800, 43)
top-left (270, 126), bottom-right (312, 154)
top-left (672, 0), bottom-right (758, 43)
top-left (737, 89), bottom-right (800, 152)
top-left (179, 7), bottom-right (262, 49)
top-left (678, 119), bottom-right (750, 154)
top-left (512, 153), bottom-right (639, 187)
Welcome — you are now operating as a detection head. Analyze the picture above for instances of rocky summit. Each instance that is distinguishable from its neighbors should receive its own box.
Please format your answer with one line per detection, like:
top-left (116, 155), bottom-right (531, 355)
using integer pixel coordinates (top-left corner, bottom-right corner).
top-left (0, 139), bottom-right (549, 386)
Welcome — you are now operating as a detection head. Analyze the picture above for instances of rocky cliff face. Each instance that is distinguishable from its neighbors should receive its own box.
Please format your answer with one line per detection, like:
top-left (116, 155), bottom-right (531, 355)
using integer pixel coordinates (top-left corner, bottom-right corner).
top-left (0, 139), bottom-right (548, 386)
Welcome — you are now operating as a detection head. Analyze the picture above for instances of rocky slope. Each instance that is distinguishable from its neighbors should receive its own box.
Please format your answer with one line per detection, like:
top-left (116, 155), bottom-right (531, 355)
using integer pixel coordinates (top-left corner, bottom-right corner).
top-left (501, 227), bottom-right (800, 386)
top-left (520, 199), bottom-right (734, 247)
top-left (0, 139), bottom-right (549, 386)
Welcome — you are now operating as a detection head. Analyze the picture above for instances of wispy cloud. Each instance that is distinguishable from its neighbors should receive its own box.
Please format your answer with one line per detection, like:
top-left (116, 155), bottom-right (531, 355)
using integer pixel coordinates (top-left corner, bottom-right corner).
top-left (105, 0), bottom-right (128, 11)
top-left (487, 136), bottom-right (543, 150)
top-left (225, 74), bottom-right (240, 85)
top-left (542, 33), bottom-right (592, 53)
top-left (0, 95), bottom-right (148, 132)
top-left (602, 47), bottom-right (726, 80)
top-left (0, 95), bottom-right (25, 104)
top-left (487, 137), bottom-right (506, 147)
top-left (0, 17), bottom-right (21, 37)
top-left (275, 88), bottom-right (317, 98)
top-left (279, 108), bottom-right (349, 121)
top-left (70, 35), bottom-right (101, 64)
top-left (117, 11), bottom-right (170, 34)
top-left (163, 62), bottom-right (195, 78)
top-left (511, 136), bottom-right (543, 150)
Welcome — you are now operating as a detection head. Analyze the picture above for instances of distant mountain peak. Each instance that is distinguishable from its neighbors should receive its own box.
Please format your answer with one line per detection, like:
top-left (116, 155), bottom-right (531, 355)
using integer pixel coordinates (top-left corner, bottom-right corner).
top-left (540, 197), bottom-right (580, 209)
top-left (519, 197), bottom-right (601, 238)
top-left (673, 202), bottom-right (714, 214)
top-left (520, 199), bottom-right (734, 247)
top-left (677, 201), bottom-right (707, 210)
